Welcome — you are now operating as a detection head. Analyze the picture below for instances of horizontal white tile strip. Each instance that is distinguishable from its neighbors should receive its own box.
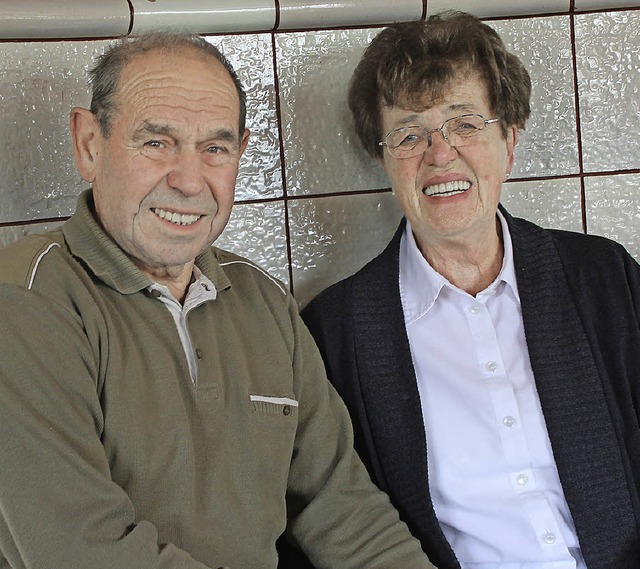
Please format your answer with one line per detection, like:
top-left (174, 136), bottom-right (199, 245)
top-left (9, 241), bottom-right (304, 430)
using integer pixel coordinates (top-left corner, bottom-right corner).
top-left (1, 0), bottom-right (637, 39)
top-left (427, 0), bottom-right (570, 18)
top-left (575, 0), bottom-right (640, 9)
top-left (278, 0), bottom-right (423, 30)
top-left (0, 0), bottom-right (130, 39)
top-left (129, 0), bottom-right (276, 34)
top-left (250, 395), bottom-right (299, 407)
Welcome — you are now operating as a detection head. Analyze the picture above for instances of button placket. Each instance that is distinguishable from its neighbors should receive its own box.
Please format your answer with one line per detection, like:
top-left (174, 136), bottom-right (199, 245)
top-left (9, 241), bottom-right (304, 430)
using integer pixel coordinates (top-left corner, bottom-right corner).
top-left (463, 298), bottom-right (504, 378)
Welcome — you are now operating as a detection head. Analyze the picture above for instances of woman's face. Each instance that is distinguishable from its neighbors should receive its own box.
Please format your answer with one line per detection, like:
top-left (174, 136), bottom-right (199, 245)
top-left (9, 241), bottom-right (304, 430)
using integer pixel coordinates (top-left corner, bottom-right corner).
top-left (378, 74), bottom-right (517, 254)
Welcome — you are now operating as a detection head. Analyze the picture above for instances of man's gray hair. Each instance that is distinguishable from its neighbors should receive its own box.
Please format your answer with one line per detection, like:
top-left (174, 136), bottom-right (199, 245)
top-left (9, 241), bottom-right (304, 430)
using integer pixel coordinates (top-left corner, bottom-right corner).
top-left (88, 32), bottom-right (247, 140)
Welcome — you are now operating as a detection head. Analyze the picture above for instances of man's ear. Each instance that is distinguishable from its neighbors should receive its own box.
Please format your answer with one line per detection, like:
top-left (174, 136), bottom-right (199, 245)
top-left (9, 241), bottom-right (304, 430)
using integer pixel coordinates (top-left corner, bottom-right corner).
top-left (239, 128), bottom-right (250, 157)
top-left (70, 107), bottom-right (102, 183)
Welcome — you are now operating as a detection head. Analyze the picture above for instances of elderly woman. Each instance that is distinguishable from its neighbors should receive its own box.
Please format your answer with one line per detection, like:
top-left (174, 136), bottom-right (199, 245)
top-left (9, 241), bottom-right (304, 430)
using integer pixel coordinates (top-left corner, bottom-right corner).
top-left (301, 11), bottom-right (640, 569)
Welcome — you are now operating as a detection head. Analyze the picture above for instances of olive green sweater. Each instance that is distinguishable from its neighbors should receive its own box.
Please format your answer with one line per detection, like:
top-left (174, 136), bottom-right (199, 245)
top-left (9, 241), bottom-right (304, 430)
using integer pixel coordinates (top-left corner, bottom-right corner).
top-left (0, 191), bottom-right (435, 569)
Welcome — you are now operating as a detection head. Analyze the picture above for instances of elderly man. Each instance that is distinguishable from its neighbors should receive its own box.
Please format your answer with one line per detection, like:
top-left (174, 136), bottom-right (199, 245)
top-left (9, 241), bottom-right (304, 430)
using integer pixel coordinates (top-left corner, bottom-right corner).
top-left (302, 11), bottom-right (640, 569)
top-left (0, 32), bottom-right (436, 569)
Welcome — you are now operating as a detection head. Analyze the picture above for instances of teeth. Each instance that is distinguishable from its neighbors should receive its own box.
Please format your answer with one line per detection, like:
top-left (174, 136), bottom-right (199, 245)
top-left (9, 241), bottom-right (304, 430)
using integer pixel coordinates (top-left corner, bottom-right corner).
top-left (153, 208), bottom-right (201, 226)
top-left (423, 180), bottom-right (471, 197)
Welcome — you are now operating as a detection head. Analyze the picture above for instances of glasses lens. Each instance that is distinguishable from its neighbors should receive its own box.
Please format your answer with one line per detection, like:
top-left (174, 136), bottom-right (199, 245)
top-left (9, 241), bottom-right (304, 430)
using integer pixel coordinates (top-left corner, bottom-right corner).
top-left (444, 115), bottom-right (486, 147)
top-left (387, 126), bottom-right (427, 158)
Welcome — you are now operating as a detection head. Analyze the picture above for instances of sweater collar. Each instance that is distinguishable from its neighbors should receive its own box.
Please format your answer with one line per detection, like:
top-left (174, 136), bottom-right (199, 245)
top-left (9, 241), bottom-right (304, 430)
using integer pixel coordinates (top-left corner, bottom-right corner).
top-left (61, 189), bottom-right (231, 295)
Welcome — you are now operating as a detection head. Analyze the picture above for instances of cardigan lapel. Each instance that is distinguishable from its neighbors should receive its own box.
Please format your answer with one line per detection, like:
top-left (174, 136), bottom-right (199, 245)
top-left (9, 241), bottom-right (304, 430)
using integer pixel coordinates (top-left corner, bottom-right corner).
top-left (349, 221), bottom-right (460, 569)
top-left (508, 211), bottom-right (638, 568)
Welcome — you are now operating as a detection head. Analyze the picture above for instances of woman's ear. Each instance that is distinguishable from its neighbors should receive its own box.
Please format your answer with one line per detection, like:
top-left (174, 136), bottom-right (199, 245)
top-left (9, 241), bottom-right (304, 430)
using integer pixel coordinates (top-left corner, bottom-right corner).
top-left (70, 107), bottom-right (102, 184)
top-left (504, 125), bottom-right (518, 181)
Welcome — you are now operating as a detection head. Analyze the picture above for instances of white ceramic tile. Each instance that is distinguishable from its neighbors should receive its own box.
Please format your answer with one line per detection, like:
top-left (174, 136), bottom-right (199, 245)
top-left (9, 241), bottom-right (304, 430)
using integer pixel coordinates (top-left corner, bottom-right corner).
top-left (575, 11), bottom-right (640, 172)
top-left (0, 0), bottom-right (130, 39)
top-left (489, 17), bottom-right (579, 178)
top-left (575, 0), bottom-right (640, 9)
top-left (216, 201), bottom-right (290, 287)
top-left (289, 192), bottom-right (402, 307)
top-left (584, 174), bottom-right (640, 262)
top-left (0, 40), bottom-right (109, 223)
top-left (130, 0), bottom-right (275, 34)
top-left (500, 178), bottom-right (583, 232)
top-left (427, 0), bottom-right (568, 18)
top-left (208, 35), bottom-right (282, 201)
top-left (0, 221), bottom-right (65, 250)
top-left (278, 0), bottom-right (423, 30)
top-left (276, 28), bottom-right (389, 196)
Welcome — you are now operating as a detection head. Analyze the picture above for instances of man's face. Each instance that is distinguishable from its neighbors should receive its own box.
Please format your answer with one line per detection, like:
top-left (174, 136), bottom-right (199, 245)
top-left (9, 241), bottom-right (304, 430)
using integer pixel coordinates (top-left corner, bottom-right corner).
top-left (378, 74), bottom-right (516, 254)
top-left (73, 46), bottom-right (249, 279)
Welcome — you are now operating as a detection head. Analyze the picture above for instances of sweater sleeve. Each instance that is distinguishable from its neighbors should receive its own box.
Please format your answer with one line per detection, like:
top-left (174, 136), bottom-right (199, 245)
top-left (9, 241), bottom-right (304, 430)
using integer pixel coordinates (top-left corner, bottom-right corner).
top-left (0, 285), bottom-right (212, 569)
top-left (282, 294), bottom-right (436, 569)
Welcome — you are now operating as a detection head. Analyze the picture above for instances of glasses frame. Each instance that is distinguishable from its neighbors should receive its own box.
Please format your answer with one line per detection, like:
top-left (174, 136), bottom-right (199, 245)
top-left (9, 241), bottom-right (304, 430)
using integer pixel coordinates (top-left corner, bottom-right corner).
top-left (379, 114), bottom-right (500, 159)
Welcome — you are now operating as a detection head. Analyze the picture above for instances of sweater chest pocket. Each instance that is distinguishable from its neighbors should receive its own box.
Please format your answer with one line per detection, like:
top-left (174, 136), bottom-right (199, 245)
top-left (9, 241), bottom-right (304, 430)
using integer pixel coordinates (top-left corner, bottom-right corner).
top-left (250, 395), bottom-right (298, 418)
top-left (244, 394), bottom-right (299, 461)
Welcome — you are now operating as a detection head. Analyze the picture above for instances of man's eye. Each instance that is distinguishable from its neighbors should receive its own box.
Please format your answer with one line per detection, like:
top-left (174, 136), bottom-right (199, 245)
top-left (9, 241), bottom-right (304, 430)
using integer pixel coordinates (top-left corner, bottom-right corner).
top-left (205, 145), bottom-right (228, 154)
top-left (145, 140), bottom-right (165, 149)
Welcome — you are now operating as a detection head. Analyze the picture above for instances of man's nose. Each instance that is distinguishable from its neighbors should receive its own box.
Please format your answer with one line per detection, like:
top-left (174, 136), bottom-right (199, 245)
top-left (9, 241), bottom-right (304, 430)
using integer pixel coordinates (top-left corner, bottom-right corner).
top-left (166, 149), bottom-right (206, 196)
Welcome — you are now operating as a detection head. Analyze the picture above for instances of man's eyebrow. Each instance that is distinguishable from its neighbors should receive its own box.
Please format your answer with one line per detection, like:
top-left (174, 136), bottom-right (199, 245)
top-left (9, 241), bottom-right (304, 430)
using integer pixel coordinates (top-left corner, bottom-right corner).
top-left (133, 121), bottom-right (176, 140)
top-left (206, 128), bottom-right (239, 144)
top-left (133, 122), bottom-right (239, 145)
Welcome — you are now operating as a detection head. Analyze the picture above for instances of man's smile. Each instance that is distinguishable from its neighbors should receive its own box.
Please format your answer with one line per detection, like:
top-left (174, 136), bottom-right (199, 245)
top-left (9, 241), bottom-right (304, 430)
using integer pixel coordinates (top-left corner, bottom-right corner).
top-left (152, 207), bottom-right (202, 226)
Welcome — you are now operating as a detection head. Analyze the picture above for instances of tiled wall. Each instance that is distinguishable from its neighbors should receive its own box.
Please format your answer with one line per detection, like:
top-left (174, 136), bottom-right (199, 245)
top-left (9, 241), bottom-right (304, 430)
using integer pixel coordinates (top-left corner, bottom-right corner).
top-left (1, 1), bottom-right (639, 307)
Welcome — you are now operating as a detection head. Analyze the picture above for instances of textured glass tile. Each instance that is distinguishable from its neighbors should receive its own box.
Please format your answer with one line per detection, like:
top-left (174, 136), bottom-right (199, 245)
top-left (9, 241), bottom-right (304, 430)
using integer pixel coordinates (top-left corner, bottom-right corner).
top-left (0, 220), bottom-right (65, 250)
top-left (427, 0), bottom-right (568, 18)
top-left (278, 0), bottom-right (423, 30)
top-left (289, 192), bottom-right (402, 307)
top-left (584, 174), bottom-right (640, 262)
top-left (575, 11), bottom-right (640, 172)
top-left (215, 200), bottom-right (289, 287)
top-left (575, 0), bottom-right (640, 9)
top-left (500, 178), bottom-right (583, 232)
top-left (208, 34), bottom-right (282, 200)
top-left (276, 29), bottom-right (389, 197)
top-left (489, 17), bottom-right (579, 178)
top-left (0, 40), bottom-right (109, 223)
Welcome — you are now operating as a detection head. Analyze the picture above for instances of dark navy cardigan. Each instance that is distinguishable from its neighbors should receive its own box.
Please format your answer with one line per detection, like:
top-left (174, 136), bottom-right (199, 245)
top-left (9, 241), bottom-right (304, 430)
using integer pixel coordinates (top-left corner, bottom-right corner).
top-left (295, 209), bottom-right (640, 569)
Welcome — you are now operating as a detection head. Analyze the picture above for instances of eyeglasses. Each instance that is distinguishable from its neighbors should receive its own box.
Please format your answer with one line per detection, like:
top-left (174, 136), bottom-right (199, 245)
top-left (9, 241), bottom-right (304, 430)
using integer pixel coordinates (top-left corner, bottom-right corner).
top-left (379, 114), bottom-right (500, 159)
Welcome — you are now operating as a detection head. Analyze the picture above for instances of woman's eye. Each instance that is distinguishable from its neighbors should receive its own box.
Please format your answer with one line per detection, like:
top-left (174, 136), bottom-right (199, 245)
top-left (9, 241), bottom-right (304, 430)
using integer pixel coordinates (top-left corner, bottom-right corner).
top-left (398, 135), bottom-right (420, 148)
top-left (454, 122), bottom-right (478, 133)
